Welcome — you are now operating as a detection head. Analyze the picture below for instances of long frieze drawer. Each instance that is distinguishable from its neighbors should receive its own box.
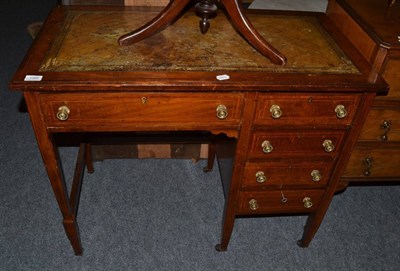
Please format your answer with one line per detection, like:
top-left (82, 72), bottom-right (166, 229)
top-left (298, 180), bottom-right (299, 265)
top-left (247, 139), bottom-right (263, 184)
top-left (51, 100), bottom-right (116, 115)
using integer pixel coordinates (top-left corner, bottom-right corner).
top-left (241, 161), bottom-right (333, 189)
top-left (39, 93), bottom-right (243, 129)
top-left (248, 130), bottom-right (346, 159)
top-left (236, 189), bottom-right (325, 215)
top-left (358, 108), bottom-right (400, 142)
top-left (343, 147), bottom-right (400, 178)
top-left (253, 94), bottom-right (360, 126)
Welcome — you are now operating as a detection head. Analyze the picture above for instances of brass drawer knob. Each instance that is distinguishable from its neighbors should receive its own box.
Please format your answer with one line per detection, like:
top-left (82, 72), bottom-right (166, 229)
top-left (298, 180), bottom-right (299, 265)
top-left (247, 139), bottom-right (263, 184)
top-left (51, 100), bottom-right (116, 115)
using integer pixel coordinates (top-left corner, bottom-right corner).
top-left (303, 197), bottom-right (313, 209)
top-left (249, 199), bottom-right (259, 211)
top-left (261, 140), bottom-right (273, 154)
top-left (322, 139), bottom-right (335, 153)
top-left (311, 170), bottom-right (322, 182)
top-left (216, 104), bottom-right (228, 120)
top-left (270, 104), bottom-right (282, 119)
top-left (255, 171), bottom-right (267, 183)
top-left (56, 106), bottom-right (70, 121)
top-left (335, 104), bottom-right (347, 119)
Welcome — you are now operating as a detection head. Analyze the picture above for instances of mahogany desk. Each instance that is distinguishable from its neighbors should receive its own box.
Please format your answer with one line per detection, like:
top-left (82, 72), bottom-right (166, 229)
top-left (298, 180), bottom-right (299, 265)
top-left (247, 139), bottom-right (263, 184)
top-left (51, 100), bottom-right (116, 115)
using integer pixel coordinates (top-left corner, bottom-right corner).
top-left (10, 5), bottom-right (387, 255)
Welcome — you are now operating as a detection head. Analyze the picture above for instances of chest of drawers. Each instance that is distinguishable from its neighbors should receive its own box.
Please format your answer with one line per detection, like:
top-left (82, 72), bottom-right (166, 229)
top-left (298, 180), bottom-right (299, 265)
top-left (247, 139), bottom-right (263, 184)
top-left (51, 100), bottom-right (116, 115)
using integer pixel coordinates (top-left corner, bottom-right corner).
top-left (326, 0), bottom-right (400, 183)
top-left (238, 93), bottom-right (356, 215)
top-left (10, 5), bottom-right (387, 254)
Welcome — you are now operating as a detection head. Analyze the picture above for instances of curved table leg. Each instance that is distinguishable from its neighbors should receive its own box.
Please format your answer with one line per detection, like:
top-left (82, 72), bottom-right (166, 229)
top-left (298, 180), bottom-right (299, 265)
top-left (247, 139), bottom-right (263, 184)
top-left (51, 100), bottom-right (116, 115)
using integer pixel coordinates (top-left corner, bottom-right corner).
top-left (220, 0), bottom-right (287, 65)
top-left (118, 0), bottom-right (191, 46)
top-left (119, 0), bottom-right (286, 65)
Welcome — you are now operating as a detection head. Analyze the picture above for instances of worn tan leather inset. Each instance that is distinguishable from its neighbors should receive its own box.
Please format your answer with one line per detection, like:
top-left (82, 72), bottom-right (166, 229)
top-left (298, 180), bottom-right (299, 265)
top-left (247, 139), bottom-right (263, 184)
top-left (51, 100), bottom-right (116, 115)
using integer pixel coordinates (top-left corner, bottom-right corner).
top-left (41, 10), bottom-right (359, 74)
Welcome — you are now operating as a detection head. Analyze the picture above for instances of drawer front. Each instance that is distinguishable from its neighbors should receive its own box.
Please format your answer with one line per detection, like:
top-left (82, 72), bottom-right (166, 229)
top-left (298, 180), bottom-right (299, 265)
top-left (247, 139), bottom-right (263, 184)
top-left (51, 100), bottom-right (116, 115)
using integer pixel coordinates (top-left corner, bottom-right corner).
top-left (254, 94), bottom-right (360, 127)
top-left (358, 108), bottom-right (400, 142)
top-left (242, 161), bottom-right (333, 189)
top-left (39, 93), bottom-right (243, 130)
top-left (248, 130), bottom-right (346, 159)
top-left (237, 189), bottom-right (325, 215)
top-left (343, 147), bottom-right (400, 178)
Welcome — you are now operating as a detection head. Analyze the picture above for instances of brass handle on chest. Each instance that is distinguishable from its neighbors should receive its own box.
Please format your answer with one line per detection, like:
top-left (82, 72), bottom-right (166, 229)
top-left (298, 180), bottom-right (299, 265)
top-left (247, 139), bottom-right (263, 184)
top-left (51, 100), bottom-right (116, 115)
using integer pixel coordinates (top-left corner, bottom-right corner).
top-left (261, 140), bottom-right (273, 154)
top-left (380, 120), bottom-right (392, 142)
top-left (363, 157), bottom-right (374, 176)
top-left (56, 106), bottom-right (70, 121)
top-left (270, 104), bottom-right (282, 119)
top-left (335, 104), bottom-right (347, 119)
top-left (249, 199), bottom-right (259, 211)
top-left (255, 171), bottom-right (267, 183)
top-left (216, 104), bottom-right (228, 120)
top-left (303, 197), bottom-right (313, 209)
top-left (322, 139), bottom-right (335, 153)
top-left (311, 170), bottom-right (322, 182)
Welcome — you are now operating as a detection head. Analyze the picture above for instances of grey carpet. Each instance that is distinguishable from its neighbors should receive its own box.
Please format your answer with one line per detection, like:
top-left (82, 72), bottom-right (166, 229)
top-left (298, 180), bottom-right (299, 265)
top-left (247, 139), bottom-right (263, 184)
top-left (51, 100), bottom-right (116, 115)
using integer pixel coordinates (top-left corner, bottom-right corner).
top-left (1, 1), bottom-right (399, 270)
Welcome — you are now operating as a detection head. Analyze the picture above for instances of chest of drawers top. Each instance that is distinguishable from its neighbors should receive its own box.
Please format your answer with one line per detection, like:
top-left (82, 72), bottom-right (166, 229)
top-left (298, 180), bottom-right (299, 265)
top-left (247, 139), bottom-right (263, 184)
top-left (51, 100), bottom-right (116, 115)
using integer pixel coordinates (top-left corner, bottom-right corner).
top-left (335, 0), bottom-right (400, 49)
top-left (10, 6), bottom-right (386, 93)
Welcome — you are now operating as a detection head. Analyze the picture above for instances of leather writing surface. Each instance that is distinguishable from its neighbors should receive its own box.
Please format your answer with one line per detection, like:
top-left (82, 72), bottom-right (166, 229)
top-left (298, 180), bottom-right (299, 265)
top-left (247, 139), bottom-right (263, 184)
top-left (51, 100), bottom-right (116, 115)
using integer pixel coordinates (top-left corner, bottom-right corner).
top-left (40, 10), bottom-right (359, 74)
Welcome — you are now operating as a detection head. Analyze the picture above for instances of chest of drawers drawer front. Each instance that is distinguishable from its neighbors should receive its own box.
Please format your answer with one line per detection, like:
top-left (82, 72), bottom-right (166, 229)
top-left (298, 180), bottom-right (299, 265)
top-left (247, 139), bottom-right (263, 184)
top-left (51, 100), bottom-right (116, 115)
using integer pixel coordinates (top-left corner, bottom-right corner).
top-left (237, 190), bottom-right (325, 215)
top-left (248, 131), bottom-right (346, 159)
top-left (39, 93), bottom-right (243, 130)
top-left (358, 108), bottom-right (400, 142)
top-left (343, 148), bottom-right (400, 178)
top-left (242, 161), bottom-right (333, 189)
top-left (254, 94), bottom-right (360, 126)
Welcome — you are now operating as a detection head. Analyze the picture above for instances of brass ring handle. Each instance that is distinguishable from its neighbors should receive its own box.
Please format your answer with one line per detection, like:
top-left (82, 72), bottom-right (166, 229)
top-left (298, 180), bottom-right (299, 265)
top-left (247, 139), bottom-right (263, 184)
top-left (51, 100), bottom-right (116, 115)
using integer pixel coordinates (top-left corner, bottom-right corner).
top-left (249, 199), bottom-right (259, 211)
top-left (255, 171), bottom-right (267, 183)
top-left (380, 120), bottom-right (392, 142)
top-left (335, 104), bottom-right (347, 119)
top-left (270, 104), bottom-right (282, 119)
top-left (302, 197), bottom-right (313, 209)
top-left (261, 140), bottom-right (273, 154)
top-left (216, 104), bottom-right (228, 120)
top-left (56, 106), bottom-right (70, 121)
top-left (363, 157), bottom-right (373, 176)
top-left (311, 170), bottom-right (322, 182)
top-left (322, 139), bottom-right (335, 153)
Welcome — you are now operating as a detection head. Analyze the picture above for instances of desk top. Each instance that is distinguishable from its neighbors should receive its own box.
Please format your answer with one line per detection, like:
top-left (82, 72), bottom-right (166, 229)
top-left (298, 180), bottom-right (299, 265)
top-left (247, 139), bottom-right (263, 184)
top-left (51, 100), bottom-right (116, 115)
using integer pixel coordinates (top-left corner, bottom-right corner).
top-left (10, 6), bottom-right (387, 93)
top-left (40, 9), bottom-right (356, 74)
